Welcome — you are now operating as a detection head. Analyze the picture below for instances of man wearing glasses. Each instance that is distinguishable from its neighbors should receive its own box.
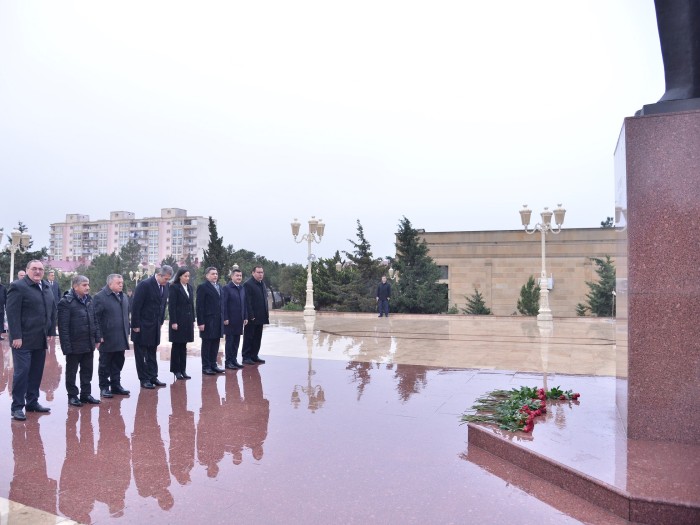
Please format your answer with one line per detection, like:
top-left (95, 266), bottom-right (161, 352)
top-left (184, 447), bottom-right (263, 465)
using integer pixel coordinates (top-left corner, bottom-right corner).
top-left (6, 260), bottom-right (57, 420)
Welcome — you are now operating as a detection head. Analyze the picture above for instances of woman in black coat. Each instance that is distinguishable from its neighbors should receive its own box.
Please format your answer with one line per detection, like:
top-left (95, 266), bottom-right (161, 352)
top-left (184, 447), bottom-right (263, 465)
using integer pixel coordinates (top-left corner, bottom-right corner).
top-left (168, 268), bottom-right (195, 380)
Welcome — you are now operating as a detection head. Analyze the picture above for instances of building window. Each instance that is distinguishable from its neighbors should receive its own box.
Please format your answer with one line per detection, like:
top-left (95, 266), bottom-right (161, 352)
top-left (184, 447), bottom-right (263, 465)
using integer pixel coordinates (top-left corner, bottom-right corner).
top-left (438, 266), bottom-right (449, 280)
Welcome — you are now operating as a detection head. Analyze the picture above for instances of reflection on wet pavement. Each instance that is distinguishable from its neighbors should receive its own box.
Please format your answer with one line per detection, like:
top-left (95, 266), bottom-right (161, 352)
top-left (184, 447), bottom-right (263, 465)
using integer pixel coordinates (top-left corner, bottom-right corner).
top-left (0, 314), bottom-right (639, 524)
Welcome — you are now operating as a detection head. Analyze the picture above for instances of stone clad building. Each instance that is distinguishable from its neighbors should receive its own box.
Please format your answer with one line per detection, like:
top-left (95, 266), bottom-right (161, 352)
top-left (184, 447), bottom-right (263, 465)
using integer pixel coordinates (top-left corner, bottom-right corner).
top-left (420, 228), bottom-right (625, 317)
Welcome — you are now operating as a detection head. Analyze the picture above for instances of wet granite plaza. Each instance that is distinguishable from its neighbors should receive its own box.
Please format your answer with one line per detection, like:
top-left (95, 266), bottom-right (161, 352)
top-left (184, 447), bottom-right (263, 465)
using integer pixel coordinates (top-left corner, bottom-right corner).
top-left (1, 313), bottom-right (697, 524)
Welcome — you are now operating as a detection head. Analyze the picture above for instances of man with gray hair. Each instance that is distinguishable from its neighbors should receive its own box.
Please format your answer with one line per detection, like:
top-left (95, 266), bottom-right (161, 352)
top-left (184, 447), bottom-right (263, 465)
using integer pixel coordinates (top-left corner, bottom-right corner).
top-left (57, 275), bottom-right (101, 406)
top-left (94, 274), bottom-right (131, 398)
top-left (131, 265), bottom-right (172, 389)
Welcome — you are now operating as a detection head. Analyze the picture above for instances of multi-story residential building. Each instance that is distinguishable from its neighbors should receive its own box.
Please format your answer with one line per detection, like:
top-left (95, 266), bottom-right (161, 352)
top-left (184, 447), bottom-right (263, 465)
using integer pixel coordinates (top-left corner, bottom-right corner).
top-left (49, 208), bottom-right (210, 266)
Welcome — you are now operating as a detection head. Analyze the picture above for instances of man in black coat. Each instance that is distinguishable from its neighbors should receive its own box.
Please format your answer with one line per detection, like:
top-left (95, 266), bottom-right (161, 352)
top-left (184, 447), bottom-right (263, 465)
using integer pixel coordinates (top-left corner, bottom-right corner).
top-left (131, 265), bottom-right (173, 389)
top-left (94, 274), bottom-right (131, 398)
top-left (0, 276), bottom-right (6, 340)
top-left (6, 260), bottom-right (57, 420)
top-left (223, 267), bottom-right (247, 369)
top-left (46, 270), bottom-right (62, 304)
top-left (196, 267), bottom-right (225, 375)
top-left (241, 265), bottom-right (269, 365)
top-left (376, 275), bottom-right (391, 317)
top-left (57, 275), bottom-right (102, 407)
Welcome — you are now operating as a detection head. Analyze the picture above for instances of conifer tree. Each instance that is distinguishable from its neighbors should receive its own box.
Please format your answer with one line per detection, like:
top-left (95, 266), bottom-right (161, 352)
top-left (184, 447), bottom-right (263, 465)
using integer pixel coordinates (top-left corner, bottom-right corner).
top-left (462, 288), bottom-right (492, 315)
top-left (517, 275), bottom-right (540, 316)
top-left (584, 255), bottom-right (616, 316)
top-left (201, 216), bottom-right (229, 281)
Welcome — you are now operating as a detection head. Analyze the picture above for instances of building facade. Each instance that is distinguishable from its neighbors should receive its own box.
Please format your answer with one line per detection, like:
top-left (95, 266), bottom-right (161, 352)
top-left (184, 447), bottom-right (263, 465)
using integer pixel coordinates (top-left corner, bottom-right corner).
top-left (49, 208), bottom-right (210, 266)
top-left (421, 228), bottom-right (626, 317)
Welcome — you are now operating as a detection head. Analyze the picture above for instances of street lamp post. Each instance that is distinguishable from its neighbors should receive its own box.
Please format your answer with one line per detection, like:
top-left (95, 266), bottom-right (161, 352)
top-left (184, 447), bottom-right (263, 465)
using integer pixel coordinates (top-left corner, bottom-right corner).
top-left (291, 217), bottom-right (325, 317)
top-left (1, 228), bottom-right (32, 283)
top-left (519, 204), bottom-right (566, 322)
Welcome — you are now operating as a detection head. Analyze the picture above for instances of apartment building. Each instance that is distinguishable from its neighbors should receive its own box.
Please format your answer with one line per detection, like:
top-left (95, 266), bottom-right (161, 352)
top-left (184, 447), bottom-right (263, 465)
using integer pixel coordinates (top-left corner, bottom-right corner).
top-left (49, 208), bottom-right (210, 266)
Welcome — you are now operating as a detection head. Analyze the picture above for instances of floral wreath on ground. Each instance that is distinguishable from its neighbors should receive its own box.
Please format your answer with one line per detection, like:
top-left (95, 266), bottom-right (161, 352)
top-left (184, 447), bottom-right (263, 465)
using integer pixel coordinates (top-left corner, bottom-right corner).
top-left (461, 386), bottom-right (580, 433)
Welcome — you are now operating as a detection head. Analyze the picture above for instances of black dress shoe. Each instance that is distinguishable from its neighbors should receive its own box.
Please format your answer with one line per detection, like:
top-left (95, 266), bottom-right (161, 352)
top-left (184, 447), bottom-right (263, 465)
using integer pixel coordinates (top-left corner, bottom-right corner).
top-left (174, 372), bottom-right (184, 380)
top-left (202, 369), bottom-right (216, 375)
top-left (213, 366), bottom-right (226, 373)
top-left (11, 409), bottom-right (26, 421)
top-left (225, 363), bottom-right (238, 370)
top-left (101, 388), bottom-right (114, 398)
top-left (152, 378), bottom-right (166, 387)
top-left (69, 397), bottom-right (83, 407)
top-left (26, 403), bottom-right (50, 413)
top-left (253, 357), bottom-right (266, 364)
top-left (80, 395), bottom-right (101, 405)
top-left (111, 385), bottom-right (130, 396)
top-left (232, 361), bottom-right (244, 369)
top-left (141, 381), bottom-right (155, 389)
top-left (181, 373), bottom-right (191, 380)
top-left (242, 358), bottom-right (256, 365)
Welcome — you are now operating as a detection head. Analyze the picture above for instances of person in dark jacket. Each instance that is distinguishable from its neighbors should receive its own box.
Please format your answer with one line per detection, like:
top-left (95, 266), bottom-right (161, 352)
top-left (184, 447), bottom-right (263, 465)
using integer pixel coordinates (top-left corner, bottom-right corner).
top-left (6, 260), bottom-right (57, 420)
top-left (46, 270), bottom-right (62, 304)
top-left (376, 275), bottom-right (391, 317)
top-left (0, 276), bottom-right (6, 340)
top-left (94, 274), bottom-right (131, 398)
top-left (241, 266), bottom-right (269, 365)
top-left (169, 268), bottom-right (194, 380)
top-left (197, 267), bottom-right (225, 375)
top-left (131, 265), bottom-right (172, 389)
top-left (223, 267), bottom-right (247, 369)
top-left (58, 275), bottom-right (102, 407)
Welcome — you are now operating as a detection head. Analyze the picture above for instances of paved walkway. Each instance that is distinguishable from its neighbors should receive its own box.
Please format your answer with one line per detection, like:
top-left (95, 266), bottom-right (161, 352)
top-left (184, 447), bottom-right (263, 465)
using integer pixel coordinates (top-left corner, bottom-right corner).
top-left (0, 313), bottom-right (648, 524)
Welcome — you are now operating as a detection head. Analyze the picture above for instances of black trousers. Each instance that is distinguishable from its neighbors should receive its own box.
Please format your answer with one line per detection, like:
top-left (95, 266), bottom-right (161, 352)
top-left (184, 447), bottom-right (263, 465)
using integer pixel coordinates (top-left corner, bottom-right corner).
top-left (65, 351), bottom-right (95, 398)
top-left (170, 342), bottom-right (188, 374)
top-left (242, 324), bottom-right (264, 361)
top-left (200, 338), bottom-right (220, 371)
top-left (134, 343), bottom-right (158, 382)
top-left (98, 351), bottom-right (125, 389)
top-left (225, 334), bottom-right (241, 365)
top-left (11, 346), bottom-right (46, 411)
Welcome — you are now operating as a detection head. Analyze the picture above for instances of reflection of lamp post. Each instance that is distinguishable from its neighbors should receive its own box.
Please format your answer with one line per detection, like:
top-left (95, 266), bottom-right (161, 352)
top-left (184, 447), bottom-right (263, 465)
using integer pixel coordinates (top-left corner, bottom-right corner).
top-left (1, 228), bottom-right (32, 283)
top-left (291, 217), bottom-right (325, 317)
top-left (519, 204), bottom-right (566, 322)
top-left (290, 316), bottom-right (325, 412)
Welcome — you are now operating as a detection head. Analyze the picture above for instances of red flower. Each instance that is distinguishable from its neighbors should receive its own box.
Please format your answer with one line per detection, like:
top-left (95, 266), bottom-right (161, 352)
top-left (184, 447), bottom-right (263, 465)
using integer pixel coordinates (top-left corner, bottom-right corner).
top-left (559, 395), bottom-right (566, 400)
top-left (572, 393), bottom-right (580, 400)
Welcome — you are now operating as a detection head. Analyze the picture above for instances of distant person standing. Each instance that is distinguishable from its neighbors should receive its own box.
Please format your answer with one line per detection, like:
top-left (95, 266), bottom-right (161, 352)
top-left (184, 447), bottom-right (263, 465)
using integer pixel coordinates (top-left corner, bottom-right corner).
top-left (16, 270), bottom-right (26, 280)
top-left (169, 268), bottom-right (194, 380)
top-left (242, 266), bottom-right (269, 365)
top-left (57, 275), bottom-right (101, 407)
top-left (376, 275), bottom-right (391, 318)
top-left (131, 265), bottom-right (172, 389)
top-left (223, 268), bottom-right (247, 369)
top-left (197, 267), bottom-right (225, 375)
top-left (0, 276), bottom-right (6, 340)
top-left (6, 260), bottom-right (56, 420)
top-left (46, 270), bottom-right (62, 304)
top-left (94, 274), bottom-right (131, 398)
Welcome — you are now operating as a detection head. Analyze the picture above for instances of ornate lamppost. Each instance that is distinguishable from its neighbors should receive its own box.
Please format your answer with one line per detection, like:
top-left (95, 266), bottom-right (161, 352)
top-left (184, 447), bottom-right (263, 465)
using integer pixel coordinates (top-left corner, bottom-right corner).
top-left (519, 204), bottom-right (566, 321)
top-left (1, 228), bottom-right (32, 283)
top-left (291, 217), bottom-right (325, 317)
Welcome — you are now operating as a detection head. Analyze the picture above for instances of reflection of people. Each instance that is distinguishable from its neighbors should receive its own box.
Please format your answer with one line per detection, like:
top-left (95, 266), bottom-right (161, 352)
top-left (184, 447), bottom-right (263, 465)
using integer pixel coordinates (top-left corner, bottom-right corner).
top-left (242, 366), bottom-right (269, 460)
top-left (6, 260), bottom-right (56, 420)
top-left (59, 409), bottom-right (97, 524)
top-left (223, 267), bottom-right (247, 369)
top-left (10, 419), bottom-right (58, 516)
top-left (131, 265), bottom-right (172, 389)
top-left (197, 375), bottom-right (225, 476)
top-left (242, 266), bottom-right (269, 365)
top-left (169, 268), bottom-right (195, 380)
top-left (95, 397), bottom-right (131, 516)
top-left (58, 275), bottom-right (102, 407)
top-left (132, 389), bottom-right (174, 510)
top-left (223, 370), bottom-right (244, 464)
top-left (376, 275), bottom-right (391, 318)
top-left (94, 274), bottom-right (131, 398)
top-left (197, 267), bottom-right (225, 375)
top-left (169, 383), bottom-right (195, 484)
top-left (40, 336), bottom-right (62, 402)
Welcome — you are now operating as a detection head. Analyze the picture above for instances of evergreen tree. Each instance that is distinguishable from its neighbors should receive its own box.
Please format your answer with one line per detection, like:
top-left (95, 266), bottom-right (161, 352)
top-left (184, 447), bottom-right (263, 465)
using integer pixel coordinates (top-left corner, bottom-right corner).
top-left (584, 255), bottom-right (616, 316)
top-left (342, 220), bottom-right (384, 312)
top-left (119, 240), bottom-right (143, 271)
top-left (81, 253), bottom-right (122, 291)
top-left (160, 255), bottom-right (179, 275)
top-left (392, 216), bottom-right (448, 314)
top-left (600, 217), bottom-right (614, 228)
top-left (462, 288), bottom-right (492, 315)
top-left (517, 275), bottom-right (540, 316)
top-left (575, 303), bottom-right (588, 316)
top-left (201, 216), bottom-right (229, 281)
top-left (0, 221), bottom-right (47, 281)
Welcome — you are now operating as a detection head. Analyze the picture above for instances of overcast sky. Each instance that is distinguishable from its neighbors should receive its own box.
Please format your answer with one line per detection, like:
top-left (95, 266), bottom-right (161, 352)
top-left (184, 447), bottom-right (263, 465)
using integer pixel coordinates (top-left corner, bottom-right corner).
top-left (0, 1), bottom-right (663, 265)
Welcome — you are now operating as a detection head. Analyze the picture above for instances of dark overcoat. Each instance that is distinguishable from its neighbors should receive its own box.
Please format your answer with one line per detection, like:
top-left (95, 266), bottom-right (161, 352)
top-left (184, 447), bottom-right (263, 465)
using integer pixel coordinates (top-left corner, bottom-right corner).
top-left (57, 289), bottom-right (101, 355)
top-left (6, 276), bottom-right (56, 350)
top-left (222, 282), bottom-right (247, 336)
top-left (93, 285), bottom-right (130, 353)
top-left (131, 276), bottom-right (168, 347)
top-left (243, 277), bottom-right (269, 325)
top-left (196, 281), bottom-right (224, 339)
top-left (168, 282), bottom-right (195, 343)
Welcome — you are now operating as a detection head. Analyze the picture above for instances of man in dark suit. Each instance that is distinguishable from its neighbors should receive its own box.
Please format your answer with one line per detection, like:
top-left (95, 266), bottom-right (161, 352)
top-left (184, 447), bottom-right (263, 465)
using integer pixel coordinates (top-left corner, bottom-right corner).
top-left (6, 260), bottom-right (57, 420)
top-left (196, 267), bottom-right (225, 375)
top-left (242, 265), bottom-right (269, 365)
top-left (0, 276), bottom-right (7, 340)
top-left (94, 274), bottom-right (131, 398)
top-left (47, 270), bottom-right (62, 304)
top-left (131, 265), bottom-right (172, 389)
top-left (223, 267), bottom-right (247, 369)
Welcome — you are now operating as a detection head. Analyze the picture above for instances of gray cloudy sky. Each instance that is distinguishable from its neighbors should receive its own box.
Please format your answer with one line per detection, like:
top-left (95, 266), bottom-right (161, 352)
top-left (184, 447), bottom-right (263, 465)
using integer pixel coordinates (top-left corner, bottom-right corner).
top-left (0, 1), bottom-right (663, 265)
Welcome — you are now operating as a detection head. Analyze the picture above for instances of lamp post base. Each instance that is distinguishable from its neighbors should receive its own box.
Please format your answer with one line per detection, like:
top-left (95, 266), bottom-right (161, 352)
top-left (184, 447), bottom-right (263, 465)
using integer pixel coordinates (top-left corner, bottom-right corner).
top-left (536, 311), bottom-right (553, 322)
top-left (303, 307), bottom-right (316, 317)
